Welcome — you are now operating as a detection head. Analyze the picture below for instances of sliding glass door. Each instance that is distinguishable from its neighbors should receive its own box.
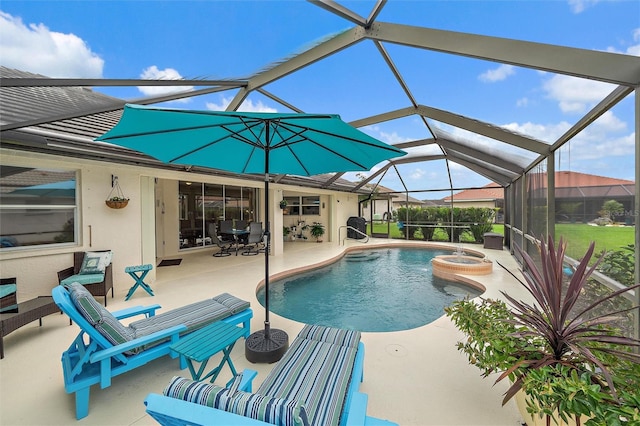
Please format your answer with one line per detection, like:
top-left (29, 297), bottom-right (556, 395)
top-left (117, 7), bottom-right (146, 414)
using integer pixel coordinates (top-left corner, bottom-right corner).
top-left (179, 181), bottom-right (257, 250)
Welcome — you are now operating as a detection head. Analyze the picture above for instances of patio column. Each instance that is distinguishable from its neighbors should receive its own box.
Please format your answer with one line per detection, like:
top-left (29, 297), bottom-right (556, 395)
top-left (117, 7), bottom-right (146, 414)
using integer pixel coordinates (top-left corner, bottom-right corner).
top-left (270, 188), bottom-right (284, 256)
top-left (635, 88), bottom-right (639, 342)
top-left (546, 152), bottom-right (555, 242)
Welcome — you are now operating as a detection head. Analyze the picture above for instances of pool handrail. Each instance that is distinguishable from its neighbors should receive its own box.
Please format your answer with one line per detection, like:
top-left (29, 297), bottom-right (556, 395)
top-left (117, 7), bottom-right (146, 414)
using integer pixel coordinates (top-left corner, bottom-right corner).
top-left (339, 225), bottom-right (370, 245)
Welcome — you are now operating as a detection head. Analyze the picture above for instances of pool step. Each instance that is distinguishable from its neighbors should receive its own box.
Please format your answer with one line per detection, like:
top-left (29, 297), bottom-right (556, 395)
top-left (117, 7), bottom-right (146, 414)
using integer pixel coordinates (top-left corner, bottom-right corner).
top-left (345, 251), bottom-right (381, 261)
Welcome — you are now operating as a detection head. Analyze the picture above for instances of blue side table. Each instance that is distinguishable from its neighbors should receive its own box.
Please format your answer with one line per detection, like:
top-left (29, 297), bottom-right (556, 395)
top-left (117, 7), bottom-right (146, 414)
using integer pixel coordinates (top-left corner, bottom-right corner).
top-left (124, 264), bottom-right (154, 300)
top-left (170, 321), bottom-right (246, 383)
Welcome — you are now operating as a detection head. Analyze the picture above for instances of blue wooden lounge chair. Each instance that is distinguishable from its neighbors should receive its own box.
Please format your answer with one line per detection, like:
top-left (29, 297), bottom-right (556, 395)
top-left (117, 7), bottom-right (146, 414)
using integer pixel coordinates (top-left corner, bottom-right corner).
top-left (144, 324), bottom-right (398, 426)
top-left (52, 283), bottom-right (252, 420)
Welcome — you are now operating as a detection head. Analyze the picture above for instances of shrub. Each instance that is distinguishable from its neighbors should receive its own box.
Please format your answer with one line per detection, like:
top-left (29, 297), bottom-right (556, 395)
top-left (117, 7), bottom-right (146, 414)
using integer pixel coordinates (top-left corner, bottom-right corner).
top-left (446, 235), bottom-right (640, 425)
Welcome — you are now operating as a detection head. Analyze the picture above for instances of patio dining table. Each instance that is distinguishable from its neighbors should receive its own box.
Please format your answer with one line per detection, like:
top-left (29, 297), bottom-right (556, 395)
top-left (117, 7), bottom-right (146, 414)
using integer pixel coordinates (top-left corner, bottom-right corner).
top-left (220, 228), bottom-right (249, 255)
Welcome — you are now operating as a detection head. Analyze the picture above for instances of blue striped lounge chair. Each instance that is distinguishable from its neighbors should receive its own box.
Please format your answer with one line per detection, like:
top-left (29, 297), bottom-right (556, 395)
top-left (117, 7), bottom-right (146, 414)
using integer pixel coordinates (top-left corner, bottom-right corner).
top-left (52, 283), bottom-right (252, 420)
top-left (144, 324), bottom-right (398, 426)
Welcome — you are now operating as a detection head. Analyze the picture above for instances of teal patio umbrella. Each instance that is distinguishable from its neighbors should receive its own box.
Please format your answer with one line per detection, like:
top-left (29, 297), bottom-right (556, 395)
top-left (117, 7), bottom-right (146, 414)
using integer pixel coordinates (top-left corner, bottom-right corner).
top-left (96, 104), bottom-right (406, 362)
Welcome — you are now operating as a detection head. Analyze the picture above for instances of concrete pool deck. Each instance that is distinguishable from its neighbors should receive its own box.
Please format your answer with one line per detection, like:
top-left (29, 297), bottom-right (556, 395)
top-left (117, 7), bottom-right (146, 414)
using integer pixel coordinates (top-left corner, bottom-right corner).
top-left (0, 239), bottom-right (527, 425)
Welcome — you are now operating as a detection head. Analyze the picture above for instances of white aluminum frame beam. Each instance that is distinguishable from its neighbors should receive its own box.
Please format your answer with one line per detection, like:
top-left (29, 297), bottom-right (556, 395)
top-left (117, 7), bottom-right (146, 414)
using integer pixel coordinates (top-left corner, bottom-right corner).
top-left (365, 22), bottom-right (640, 86)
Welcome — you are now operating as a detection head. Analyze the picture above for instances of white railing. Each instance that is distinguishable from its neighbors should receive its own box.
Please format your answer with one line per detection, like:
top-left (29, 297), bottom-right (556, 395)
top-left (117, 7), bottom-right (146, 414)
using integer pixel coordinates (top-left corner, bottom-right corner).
top-left (338, 226), bottom-right (370, 245)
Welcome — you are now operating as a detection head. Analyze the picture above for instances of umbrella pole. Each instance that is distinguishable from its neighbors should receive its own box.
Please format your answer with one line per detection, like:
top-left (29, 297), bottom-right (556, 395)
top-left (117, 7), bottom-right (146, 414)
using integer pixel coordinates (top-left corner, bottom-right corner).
top-left (245, 123), bottom-right (289, 364)
top-left (263, 170), bottom-right (270, 337)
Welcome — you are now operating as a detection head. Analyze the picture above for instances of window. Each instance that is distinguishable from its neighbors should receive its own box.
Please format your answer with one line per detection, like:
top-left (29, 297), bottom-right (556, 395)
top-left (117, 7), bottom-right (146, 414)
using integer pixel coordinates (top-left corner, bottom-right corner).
top-left (0, 166), bottom-right (77, 249)
top-left (283, 195), bottom-right (320, 216)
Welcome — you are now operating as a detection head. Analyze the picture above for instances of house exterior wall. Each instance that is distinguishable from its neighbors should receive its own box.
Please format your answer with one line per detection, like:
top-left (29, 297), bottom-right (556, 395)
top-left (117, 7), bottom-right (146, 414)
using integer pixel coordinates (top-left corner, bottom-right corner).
top-left (0, 149), bottom-right (144, 300)
top-left (0, 148), bottom-right (358, 301)
top-left (451, 200), bottom-right (497, 209)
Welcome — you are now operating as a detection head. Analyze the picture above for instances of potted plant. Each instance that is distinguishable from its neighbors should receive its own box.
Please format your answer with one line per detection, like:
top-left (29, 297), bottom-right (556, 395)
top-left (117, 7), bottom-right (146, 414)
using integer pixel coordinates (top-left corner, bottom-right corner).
top-left (282, 226), bottom-right (290, 241)
top-left (445, 235), bottom-right (640, 426)
top-left (310, 222), bottom-right (325, 242)
top-left (279, 200), bottom-right (288, 209)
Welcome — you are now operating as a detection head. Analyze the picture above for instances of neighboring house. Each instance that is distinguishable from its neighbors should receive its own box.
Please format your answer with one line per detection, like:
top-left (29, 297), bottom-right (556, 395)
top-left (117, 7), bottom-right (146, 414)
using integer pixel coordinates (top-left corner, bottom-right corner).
top-left (545, 171), bottom-right (635, 224)
top-left (359, 183), bottom-right (425, 221)
top-left (443, 184), bottom-right (504, 210)
top-left (444, 171), bottom-right (635, 224)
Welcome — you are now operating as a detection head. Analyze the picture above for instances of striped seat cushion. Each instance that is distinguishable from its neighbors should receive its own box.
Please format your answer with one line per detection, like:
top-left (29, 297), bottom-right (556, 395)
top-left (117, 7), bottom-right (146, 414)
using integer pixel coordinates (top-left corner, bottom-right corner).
top-left (60, 273), bottom-right (105, 286)
top-left (129, 298), bottom-right (238, 338)
top-left (296, 324), bottom-right (360, 348)
top-left (212, 292), bottom-right (250, 314)
top-left (65, 282), bottom-right (134, 345)
top-left (257, 325), bottom-right (360, 426)
top-left (163, 376), bottom-right (233, 408)
top-left (163, 376), bottom-right (309, 426)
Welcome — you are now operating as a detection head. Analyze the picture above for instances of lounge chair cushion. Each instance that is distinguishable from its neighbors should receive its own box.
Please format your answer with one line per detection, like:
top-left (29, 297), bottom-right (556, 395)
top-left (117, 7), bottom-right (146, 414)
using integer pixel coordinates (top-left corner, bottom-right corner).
top-left (257, 325), bottom-right (360, 426)
top-left (79, 251), bottom-right (112, 274)
top-left (164, 376), bottom-right (233, 407)
top-left (129, 298), bottom-right (234, 338)
top-left (66, 282), bottom-right (133, 345)
top-left (212, 292), bottom-right (251, 314)
top-left (60, 273), bottom-right (105, 286)
top-left (164, 376), bottom-right (309, 426)
top-left (296, 324), bottom-right (360, 348)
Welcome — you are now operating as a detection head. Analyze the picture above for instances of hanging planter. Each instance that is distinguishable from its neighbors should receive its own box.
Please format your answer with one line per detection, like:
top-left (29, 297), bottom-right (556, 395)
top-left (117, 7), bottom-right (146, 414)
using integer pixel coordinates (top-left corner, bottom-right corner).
top-left (105, 198), bottom-right (129, 209)
top-left (105, 176), bottom-right (129, 209)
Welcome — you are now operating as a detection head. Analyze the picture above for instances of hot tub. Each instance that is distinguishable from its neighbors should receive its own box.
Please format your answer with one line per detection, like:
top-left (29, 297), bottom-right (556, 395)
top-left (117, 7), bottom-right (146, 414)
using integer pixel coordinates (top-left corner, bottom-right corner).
top-left (431, 254), bottom-right (493, 278)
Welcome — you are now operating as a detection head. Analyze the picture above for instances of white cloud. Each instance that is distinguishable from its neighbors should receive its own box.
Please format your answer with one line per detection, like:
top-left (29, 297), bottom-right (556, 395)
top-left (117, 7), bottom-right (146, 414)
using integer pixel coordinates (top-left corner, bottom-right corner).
top-left (627, 44), bottom-right (640, 56)
top-left (238, 99), bottom-right (277, 113)
top-left (625, 27), bottom-right (640, 56)
top-left (606, 28), bottom-right (640, 56)
top-left (137, 66), bottom-right (194, 102)
top-left (377, 130), bottom-right (412, 145)
top-left (567, 0), bottom-right (600, 13)
top-left (206, 98), bottom-right (231, 111)
top-left (409, 168), bottom-right (426, 180)
top-left (543, 75), bottom-right (615, 114)
top-left (593, 110), bottom-right (626, 132)
top-left (516, 97), bottom-right (529, 108)
top-left (502, 120), bottom-right (570, 143)
top-left (478, 64), bottom-right (515, 83)
top-left (205, 96), bottom-right (277, 112)
top-left (563, 111), bottom-right (632, 160)
top-left (0, 11), bottom-right (103, 77)
top-left (505, 110), bottom-right (631, 165)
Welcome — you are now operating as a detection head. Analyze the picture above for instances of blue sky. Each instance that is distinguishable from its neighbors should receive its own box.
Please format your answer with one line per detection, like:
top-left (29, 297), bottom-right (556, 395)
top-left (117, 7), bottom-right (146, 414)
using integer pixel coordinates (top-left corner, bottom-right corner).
top-left (1, 1), bottom-right (638, 196)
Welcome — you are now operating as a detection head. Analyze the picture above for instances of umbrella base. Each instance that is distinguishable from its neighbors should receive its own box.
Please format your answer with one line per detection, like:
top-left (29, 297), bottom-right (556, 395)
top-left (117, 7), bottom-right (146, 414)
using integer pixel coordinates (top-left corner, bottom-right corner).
top-left (245, 328), bottom-right (289, 364)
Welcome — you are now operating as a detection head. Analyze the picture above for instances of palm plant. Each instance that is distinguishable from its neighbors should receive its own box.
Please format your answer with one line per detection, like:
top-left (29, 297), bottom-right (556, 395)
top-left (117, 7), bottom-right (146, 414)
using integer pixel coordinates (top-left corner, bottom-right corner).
top-left (499, 236), bottom-right (640, 403)
top-left (447, 235), bottom-right (640, 425)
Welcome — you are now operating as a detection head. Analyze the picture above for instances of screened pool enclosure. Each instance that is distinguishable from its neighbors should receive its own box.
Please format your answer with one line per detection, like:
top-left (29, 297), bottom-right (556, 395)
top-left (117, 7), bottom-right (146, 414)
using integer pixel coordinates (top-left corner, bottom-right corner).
top-left (1, 1), bottom-right (639, 337)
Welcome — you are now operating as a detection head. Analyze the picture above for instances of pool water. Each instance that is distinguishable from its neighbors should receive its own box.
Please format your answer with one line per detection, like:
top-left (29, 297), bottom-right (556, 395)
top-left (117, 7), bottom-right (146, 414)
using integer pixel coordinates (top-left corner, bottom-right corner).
top-left (257, 248), bottom-right (484, 332)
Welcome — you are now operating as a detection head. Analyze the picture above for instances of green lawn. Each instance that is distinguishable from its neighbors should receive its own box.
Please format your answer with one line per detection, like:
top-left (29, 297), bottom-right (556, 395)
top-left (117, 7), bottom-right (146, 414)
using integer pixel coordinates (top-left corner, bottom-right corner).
top-left (368, 222), bottom-right (632, 259)
top-left (556, 224), bottom-right (634, 259)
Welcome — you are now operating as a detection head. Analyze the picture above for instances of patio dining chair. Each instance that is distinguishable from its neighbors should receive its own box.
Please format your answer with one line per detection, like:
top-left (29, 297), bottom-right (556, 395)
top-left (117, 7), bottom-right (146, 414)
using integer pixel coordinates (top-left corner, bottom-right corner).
top-left (241, 222), bottom-right (265, 256)
top-left (218, 220), bottom-right (234, 242)
top-left (208, 223), bottom-right (233, 257)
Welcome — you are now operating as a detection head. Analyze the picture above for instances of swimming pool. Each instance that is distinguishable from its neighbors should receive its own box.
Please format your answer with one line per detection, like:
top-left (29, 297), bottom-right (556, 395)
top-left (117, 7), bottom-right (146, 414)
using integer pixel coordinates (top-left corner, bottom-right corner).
top-left (257, 247), bottom-right (484, 332)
